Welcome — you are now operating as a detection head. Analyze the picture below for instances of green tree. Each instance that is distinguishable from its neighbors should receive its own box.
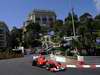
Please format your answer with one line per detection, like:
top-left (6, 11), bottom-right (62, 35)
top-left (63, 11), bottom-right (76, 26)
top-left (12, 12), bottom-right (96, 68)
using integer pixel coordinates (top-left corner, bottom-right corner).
top-left (53, 19), bottom-right (63, 32)
top-left (11, 27), bottom-right (23, 48)
top-left (64, 12), bottom-right (79, 36)
top-left (77, 13), bottom-right (97, 55)
top-left (53, 19), bottom-right (64, 38)
top-left (94, 14), bottom-right (100, 50)
top-left (23, 21), bottom-right (41, 48)
top-left (94, 14), bottom-right (100, 31)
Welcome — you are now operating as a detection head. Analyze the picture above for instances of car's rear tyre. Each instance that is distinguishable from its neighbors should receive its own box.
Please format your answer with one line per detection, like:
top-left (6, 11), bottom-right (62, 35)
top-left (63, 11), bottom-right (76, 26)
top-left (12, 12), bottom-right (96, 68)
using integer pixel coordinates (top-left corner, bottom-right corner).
top-left (45, 64), bottom-right (50, 70)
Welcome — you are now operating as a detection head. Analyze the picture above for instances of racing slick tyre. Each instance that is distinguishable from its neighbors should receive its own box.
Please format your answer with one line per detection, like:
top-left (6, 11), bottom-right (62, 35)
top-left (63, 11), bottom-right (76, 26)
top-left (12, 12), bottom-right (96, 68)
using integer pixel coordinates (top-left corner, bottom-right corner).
top-left (45, 64), bottom-right (56, 70)
top-left (37, 63), bottom-right (46, 68)
top-left (32, 60), bottom-right (37, 66)
top-left (45, 64), bottom-right (51, 70)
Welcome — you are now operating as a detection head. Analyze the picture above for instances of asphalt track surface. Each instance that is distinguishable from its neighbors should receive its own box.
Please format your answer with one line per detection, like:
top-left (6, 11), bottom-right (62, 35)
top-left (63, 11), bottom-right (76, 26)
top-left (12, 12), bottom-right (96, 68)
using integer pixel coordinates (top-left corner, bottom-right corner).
top-left (0, 55), bottom-right (100, 75)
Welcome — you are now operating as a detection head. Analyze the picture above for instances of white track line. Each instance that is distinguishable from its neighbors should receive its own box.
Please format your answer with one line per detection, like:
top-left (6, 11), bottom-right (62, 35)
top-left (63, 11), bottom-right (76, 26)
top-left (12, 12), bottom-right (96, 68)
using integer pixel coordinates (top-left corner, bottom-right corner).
top-left (82, 65), bottom-right (91, 68)
top-left (66, 65), bottom-right (100, 68)
top-left (66, 65), bottom-right (77, 68)
top-left (96, 65), bottom-right (100, 68)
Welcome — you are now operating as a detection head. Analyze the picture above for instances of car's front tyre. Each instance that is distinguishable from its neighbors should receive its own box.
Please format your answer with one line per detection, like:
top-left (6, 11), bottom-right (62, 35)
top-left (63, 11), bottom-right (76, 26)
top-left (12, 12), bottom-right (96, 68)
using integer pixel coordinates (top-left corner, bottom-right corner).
top-left (32, 60), bottom-right (37, 66)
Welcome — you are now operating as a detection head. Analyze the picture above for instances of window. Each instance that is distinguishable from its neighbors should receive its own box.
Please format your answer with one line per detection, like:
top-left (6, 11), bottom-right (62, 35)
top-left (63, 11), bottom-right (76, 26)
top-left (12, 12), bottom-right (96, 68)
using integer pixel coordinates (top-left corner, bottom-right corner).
top-left (35, 17), bottom-right (41, 23)
top-left (36, 17), bottom-right (40, 21)
top-left (42, 17), bottom-right (47, 24)
top-left (0, 29), bottom-right (4, 34)
top-left (49, 17), bottom-right (53, 21)
top-left (0, 35), bottom-right (4, 40)
top-left (0, 41), bottom-right (4, 46)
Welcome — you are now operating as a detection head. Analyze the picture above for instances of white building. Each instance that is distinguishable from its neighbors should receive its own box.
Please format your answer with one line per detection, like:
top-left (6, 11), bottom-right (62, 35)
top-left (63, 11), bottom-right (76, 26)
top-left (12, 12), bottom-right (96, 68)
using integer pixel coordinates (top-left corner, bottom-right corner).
top-left (25, 9), bottom-right (56, 28)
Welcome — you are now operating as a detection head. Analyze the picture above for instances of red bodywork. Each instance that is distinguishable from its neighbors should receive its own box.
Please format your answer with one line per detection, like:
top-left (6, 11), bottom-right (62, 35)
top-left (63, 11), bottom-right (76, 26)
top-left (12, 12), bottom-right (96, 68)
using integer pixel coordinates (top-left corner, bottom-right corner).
top-left (45, 60), bottom-right (66, 72)
top-left (37, 55), bottom-right (46, 65)
top-left (34, 55), bottom-right (66, 72)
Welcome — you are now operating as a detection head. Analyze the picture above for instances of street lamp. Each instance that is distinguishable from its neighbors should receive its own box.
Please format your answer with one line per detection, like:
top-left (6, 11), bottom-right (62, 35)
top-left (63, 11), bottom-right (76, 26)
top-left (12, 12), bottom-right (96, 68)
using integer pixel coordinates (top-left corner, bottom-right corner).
top-left (71, 8), bottom-right (76, 37)
top-left (69, 0), bottom-right (79, 56)
top-left (69, 0), bottom-right (76, 37)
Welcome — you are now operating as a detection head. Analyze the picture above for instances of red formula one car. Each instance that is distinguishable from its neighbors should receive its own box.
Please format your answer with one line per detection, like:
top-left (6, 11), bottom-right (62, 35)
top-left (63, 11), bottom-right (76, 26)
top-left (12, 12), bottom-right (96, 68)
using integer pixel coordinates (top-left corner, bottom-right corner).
top-left (32, 55), bottom-right (46, 67)
top-left (32, 54), bottom-right (66, 72)
top-left (45, 60), bottom-right (66, 72)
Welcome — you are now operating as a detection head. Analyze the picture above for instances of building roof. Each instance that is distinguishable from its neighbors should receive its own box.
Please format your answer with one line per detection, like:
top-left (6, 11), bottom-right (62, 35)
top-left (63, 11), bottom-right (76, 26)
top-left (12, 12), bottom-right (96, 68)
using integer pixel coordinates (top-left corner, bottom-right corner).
top-left (0, 21), bottom-right (9, 32)
top-left (29, 9), bottom-right (56, 16)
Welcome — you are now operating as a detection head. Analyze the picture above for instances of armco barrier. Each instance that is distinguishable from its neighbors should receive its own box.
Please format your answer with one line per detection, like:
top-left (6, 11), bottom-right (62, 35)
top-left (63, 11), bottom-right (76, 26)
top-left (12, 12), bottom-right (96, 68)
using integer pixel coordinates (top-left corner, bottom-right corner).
top-left (77, 56), bottom-right (85, 65)
top-left (49, 54), bottom-right (66, 63)
top-left (84, 56), bottom-right (100, 65)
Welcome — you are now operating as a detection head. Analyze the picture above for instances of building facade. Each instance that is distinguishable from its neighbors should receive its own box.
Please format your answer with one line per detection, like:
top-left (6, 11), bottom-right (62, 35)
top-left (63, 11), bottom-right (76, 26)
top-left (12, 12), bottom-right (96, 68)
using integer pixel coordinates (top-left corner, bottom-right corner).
top-left (0, 21), bottom-right (10, 49)
top-left (25, 9), bottom-right (56, 27)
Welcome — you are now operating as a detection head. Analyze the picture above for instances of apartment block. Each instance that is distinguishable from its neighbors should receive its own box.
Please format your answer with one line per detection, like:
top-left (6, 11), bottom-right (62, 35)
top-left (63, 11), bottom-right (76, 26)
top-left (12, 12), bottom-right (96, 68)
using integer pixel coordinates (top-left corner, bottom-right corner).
top-left (0, 21), bottom-right (10, 49)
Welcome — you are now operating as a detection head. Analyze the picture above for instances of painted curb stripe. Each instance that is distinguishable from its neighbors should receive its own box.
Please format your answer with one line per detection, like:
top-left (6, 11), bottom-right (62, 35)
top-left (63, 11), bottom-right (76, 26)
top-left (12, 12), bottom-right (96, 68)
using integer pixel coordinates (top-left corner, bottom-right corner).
top-left (66, 65), bottom-right (100, 68)
top-left (66, 65), bottom-right (77, 68)
top-left (96, 65), bottom-right (100, 67)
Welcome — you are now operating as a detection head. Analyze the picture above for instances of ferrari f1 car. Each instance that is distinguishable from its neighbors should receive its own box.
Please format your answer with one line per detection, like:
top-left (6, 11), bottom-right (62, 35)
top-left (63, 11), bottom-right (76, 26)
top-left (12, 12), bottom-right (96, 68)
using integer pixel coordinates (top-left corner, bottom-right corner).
top-left (32, 54), bottom-right (66, 72)
top-left (45, 60), bottom-right (66, 72)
